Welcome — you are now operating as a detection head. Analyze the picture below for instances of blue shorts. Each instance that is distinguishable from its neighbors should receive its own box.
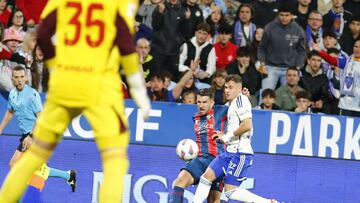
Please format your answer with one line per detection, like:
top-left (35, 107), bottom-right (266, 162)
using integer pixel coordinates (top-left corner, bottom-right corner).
top-left (225, 153), bottom-right (253, 186)
top-left (182, 154), bottom-right (224, 191)
top-left (208, 151), bottom-right (236, 179)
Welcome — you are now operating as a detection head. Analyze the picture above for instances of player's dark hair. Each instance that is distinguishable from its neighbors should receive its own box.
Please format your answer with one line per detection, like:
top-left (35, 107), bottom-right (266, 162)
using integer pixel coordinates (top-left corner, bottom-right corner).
top-left (296, 90), bottom-right (312, 100)
top-left (262, 88), bottom-right (276, 98)
top-left (197, 88), bottom-right (214, 99)
top-left (225, 74), bottom-right (242, 85)
top-left (12, 66), bottom-right (26, 75)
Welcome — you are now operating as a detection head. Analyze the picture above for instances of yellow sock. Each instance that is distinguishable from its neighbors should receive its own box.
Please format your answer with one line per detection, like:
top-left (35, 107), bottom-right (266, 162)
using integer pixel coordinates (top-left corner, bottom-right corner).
top-left (0, 145), bottom-right (51, 203)
top-left (99, 149), bottom-right (129, 203)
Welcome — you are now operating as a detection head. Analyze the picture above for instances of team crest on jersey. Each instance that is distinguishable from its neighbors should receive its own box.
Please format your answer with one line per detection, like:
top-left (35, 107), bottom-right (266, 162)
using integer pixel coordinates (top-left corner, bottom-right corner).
top-left (227, 55), bottom-right (233, 61)
top-left (207, 114), bottom-right (213, 120)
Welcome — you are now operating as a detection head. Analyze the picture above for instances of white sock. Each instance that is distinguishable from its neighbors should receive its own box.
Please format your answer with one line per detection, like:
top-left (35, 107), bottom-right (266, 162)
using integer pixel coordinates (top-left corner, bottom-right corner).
top-left (193, 176), bottom-right (212, 203)
top-left (225, 188), bottom-right (270, 203)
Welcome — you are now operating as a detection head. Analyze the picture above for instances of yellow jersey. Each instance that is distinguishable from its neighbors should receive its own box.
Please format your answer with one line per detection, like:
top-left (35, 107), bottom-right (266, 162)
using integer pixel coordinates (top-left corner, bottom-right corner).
top-left (39, 0), bottom-right (140, 107)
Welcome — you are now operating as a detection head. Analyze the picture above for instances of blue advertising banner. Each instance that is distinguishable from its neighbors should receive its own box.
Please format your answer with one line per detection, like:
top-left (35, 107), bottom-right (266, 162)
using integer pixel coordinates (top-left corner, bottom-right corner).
top-left (1, 92), bottom-right (360, 160)
top-left (0, 136), bottom-right (359, 203)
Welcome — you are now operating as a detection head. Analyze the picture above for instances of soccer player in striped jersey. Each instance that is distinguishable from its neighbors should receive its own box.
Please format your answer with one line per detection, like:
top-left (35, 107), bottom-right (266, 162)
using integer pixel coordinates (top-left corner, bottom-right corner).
top-left (169, 88), bottom-right (228, 203)
top-left (193, 75), bottom-right (277, 203)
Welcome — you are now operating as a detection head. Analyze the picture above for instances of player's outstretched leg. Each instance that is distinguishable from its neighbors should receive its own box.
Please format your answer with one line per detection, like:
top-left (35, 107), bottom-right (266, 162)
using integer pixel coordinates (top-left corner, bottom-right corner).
top-left (169, 170), bottom-right (195, 203)
top-left (0, 142), bottom-right (53, 202)
top-left (193, 167), bottom-right (218, 203)
top-left (225, 187), bottom-right (273, 203)
top-left (48, 168), bottom-right (77, 192)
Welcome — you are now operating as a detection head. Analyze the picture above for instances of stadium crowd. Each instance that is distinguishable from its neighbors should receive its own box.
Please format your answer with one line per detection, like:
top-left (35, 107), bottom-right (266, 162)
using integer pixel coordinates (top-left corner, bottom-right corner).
top-left (0, 0), bottom-right (359, 116)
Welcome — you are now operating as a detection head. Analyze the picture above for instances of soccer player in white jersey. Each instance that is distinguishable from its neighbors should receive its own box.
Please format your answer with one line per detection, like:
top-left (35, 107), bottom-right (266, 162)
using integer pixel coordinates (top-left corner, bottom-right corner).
top-left (193, 74), bottom-right (277, 203)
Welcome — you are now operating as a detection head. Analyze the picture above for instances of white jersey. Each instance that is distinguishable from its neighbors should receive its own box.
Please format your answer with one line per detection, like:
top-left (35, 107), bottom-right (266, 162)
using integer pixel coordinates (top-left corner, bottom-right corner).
top-left (226, 94), bottom-right (253, 154)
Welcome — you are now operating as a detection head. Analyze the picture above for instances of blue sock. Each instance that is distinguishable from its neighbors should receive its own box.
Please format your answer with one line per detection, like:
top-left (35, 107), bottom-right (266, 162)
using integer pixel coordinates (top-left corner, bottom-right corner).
top-left (49, 167), bottom-right (70, 181)
top-left (169, 186), bottom-right (184, 203)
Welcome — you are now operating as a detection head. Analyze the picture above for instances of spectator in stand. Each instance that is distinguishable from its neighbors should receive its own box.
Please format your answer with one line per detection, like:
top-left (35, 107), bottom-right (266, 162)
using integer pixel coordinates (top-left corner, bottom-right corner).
top-left (0, 0), bottom-right (11, 27)
top-left (257, 3), bottom-right (306, 90)
top-left (322, 48), bottom-right (341, 115)
top-left (30, 45), bottom-right (48, 93)
top-left (251, 27), bottom-right (264, 60)
top-left (275, 67), bottom-right (305, 111)
top-left (312, 39), bottom-right (360, 117)
top-left (251, 0), bottom-right (278, 27)
top-left (250, 27), bottom-right (264, 64)
top-left (294, 90), bottom-right (313, 113)
top-left (178, 69), bottom-right (201, 102)
top-left (138, 0), bottom-right (163, 29)
top-left (163, 71), bottom-right (176, 90)
top-left (199, 0), bottom-right (227, 20)
top-left (214, 23), bottom-right (237, 70)
top-left (147, 68), bottom-right (196, 102)
top-left (181, 89), bottom-right (197, 104)
top-left (182, 0), bottom-right (204, 40)
top-left (136, 38), bottom-right (155, 82)
top-left (340, 15), bottom-right (360, 55)
top-left (227, 46), bottom-right (261, 106)
top-left (211, 70), bottom-right (227, 105)
top-left (299, 50), bottom-right (330, 113)
top-left (17, 28), bottom-right (36, 68)
top-left (322, 29), bottom-right (348, 57)
top-left (323, 0), bottom-right (353, 37)
top-left (5, 9), bottom-right (27, 40)
top-left (151, 0), bottom-right (189, 81)
top-left (294, 0), bottom-right (315, 30)
top-left (256, 88), bottom-right (280, 110)
top-left (16, 0), bottom-right (47, 26)
top-left (0, 31), bottom-right (30, 91)
top-left (232, 4), bottom-right (256, 48)
top-left (206, 6), bottom-right (224, 44)
top-left (306, 10), bottom-right (323, 50)
top-left (178, 22), bottom-right (216, 84)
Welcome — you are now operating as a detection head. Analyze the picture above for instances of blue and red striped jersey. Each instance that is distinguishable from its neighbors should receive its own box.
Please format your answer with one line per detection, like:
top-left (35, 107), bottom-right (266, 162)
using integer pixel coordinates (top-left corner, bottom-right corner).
top-left (193, 105), bottom-right (228, 157)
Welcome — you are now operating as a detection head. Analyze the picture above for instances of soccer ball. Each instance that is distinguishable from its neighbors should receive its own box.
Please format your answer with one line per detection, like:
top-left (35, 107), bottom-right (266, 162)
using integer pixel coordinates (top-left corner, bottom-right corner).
top-left (176, 139), bottom-right (199, 161)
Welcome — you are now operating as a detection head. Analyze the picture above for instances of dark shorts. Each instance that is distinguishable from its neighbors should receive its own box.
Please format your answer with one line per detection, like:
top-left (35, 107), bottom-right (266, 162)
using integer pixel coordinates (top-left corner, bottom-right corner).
top-left (181, 154), bottom-right (224, 191)
top-left (17, 133), bottom-right (30, 152)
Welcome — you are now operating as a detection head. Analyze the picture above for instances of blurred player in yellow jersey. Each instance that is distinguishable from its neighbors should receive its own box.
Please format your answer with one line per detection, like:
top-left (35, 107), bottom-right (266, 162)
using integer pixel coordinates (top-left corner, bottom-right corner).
top-left (0, 0), bottom-right (151, 202)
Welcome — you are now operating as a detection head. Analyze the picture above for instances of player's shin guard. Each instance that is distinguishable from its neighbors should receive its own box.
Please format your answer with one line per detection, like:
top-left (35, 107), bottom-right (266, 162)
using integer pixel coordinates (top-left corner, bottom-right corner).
top-left (169, 186), bottom-right (184, 203)
top-left (225, 188), bottom-right (270, 203)
top-left (193, 176), bottom-right (212, 203)
top-left (0, 144), bottom-right (52, 202)
top-left (99, 148), bottom-right (129, 203)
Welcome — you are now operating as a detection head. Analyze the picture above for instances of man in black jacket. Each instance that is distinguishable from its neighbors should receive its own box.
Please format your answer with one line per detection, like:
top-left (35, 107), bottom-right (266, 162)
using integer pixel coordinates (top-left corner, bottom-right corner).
top-left (299, 50), bottom-right (330, 113)
top-left (151, 0), bottom-right (191, 80)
